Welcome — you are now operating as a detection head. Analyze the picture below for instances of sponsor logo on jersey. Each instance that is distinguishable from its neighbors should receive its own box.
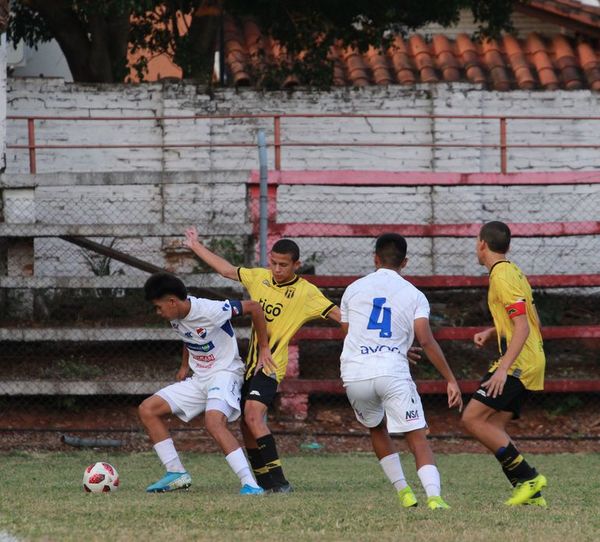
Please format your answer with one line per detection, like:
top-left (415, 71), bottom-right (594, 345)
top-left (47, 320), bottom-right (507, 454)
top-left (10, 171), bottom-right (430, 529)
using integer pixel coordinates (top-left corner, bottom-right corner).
top-left (259, 299), bottom-right (283, 322)
top-left (359, 344), bottom-right (402, 355)
top-left (196, 327), bottom-right (207, 338)
top-left (262, 280), bottom-right (271, 287)
top-left (405, 410), bottom-right (420, 421)
top-left (171, 323), bottom-right (179, 329)
top-left (222, 302), bottom-right (230, 312)
top-left (208, 386), bottom-right (220, 392)
top-left (185, 341), bottom-right (215, 352)
top-left (191, 353), bottom-right (216, 362)
top-left (184, 331), bottom-right (193, 338)
top-left (284, 287), bottom-right (295, 299)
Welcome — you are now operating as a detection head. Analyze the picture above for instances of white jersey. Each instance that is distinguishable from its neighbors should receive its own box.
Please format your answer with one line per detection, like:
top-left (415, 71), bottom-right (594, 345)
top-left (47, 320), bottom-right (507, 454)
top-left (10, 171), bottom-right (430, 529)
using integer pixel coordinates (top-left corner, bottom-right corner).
top-left (169, 296), bottom-right (244, 379)
top-left (340, 268), bottom-right (430, 382)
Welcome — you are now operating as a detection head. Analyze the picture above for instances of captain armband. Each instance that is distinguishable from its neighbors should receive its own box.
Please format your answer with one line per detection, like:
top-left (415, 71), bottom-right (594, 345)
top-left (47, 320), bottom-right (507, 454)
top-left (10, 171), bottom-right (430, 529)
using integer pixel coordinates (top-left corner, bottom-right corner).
top-left (505, 299), bottom-right (526, 319)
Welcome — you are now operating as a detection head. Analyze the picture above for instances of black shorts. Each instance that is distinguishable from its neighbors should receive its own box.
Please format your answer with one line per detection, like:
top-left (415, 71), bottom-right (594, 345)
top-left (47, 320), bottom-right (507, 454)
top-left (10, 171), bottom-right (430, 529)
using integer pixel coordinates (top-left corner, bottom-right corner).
top-left (241, 371), bottom-right (278, 410)
top-left (471, 371), bottom-right (530, 419)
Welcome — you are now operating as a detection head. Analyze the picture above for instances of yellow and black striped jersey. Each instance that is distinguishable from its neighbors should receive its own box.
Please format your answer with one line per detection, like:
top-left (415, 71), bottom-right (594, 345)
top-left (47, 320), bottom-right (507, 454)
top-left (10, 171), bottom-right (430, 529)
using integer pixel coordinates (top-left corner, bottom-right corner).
top-left (237, 267), bottom-right (336, 382)
top-left (487, 260), bottom-right (545, 390)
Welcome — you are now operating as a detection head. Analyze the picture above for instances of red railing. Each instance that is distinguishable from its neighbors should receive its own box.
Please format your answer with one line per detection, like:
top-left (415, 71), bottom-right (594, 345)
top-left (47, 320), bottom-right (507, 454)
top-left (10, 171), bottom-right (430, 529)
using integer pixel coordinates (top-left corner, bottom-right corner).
top-left (7, 113), bottom-right (600, 174)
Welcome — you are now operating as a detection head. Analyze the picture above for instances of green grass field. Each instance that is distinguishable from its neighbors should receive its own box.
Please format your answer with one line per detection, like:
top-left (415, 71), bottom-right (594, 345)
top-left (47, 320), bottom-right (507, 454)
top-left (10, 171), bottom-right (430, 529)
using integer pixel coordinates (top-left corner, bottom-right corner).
top-left (1, 452), bottom-right (599, 542)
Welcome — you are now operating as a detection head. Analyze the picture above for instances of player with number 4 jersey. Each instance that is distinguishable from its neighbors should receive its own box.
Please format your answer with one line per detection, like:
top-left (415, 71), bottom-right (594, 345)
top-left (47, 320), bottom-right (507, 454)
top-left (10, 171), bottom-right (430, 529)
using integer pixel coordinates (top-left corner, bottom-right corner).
top-left (340, 233), bottom-right (462, 510)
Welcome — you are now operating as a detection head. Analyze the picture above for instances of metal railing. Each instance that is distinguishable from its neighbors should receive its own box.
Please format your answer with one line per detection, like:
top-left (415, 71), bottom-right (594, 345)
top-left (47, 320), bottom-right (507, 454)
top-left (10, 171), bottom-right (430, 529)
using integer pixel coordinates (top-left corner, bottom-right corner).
top-left (7, 113), bottom-right (600, 174)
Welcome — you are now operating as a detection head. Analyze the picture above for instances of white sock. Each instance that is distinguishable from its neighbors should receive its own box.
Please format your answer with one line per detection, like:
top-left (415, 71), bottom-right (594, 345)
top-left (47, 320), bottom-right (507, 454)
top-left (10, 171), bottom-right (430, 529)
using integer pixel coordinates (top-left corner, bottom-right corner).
top-left (153, 438), bottom-right (186, 473)
top-left (379, 453), bottom-right (408, 491)
top-left (417, 464), bottom-right (441, 498)
top-left (226, 447), bottom-right (259, 488)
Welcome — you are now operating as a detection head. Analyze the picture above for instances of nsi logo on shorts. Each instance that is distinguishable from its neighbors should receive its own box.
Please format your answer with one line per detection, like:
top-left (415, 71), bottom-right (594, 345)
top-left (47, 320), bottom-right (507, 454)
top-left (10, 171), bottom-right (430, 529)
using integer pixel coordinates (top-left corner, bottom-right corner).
top-left (405, 410), bottom-right (420, 421)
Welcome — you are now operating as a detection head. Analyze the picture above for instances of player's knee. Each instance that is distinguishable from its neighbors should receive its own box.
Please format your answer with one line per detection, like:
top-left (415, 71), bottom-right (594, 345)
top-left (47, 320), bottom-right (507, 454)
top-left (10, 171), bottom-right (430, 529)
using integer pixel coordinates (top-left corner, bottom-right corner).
top-left (243, 405), bottom-right (265, 431)
top-left (138, 399), bottom-right (154, 423)
top-left (204, 411), bottom-right (227, 437)
top-left (461, 409), bottom-right (477, 433)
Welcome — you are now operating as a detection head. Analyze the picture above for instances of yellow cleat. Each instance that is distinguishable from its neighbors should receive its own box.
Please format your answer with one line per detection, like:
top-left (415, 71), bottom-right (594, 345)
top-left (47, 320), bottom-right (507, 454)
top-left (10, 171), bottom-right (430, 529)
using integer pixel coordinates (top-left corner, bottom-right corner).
top-left (427, 496), bottom-right (450, 510)
top-left (397, 486), bottom-right (418, 508)
top-left (504, 474), bottom-right (547, 506)
top-left (524, 495), bottom-right (547, 508)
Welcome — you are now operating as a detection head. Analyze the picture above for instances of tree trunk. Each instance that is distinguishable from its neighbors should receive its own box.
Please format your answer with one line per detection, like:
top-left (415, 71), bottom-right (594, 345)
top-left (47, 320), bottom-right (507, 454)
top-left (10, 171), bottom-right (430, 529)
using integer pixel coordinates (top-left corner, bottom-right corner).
top-left (21, 0), bottom-right (130, 83)
top-left (0, 0), bottom-right (9, 33)
top-left (184, 0), bottom-right (223, 82)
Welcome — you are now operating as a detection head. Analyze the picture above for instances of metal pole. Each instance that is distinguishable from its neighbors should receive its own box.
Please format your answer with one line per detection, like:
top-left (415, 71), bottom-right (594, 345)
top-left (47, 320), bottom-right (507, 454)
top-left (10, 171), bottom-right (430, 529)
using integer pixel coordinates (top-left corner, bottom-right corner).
top-left (257, 130), bottom-right (268, 267)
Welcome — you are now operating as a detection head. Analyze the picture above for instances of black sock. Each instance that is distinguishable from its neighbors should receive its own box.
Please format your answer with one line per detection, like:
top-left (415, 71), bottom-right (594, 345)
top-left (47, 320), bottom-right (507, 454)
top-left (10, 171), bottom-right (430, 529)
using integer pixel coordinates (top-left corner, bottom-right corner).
top-left (495, 443), bottom-right (537, 484)
top-left (256, 434), bottom-right (288, 487)
top-left (247, 447), bottom-right (275, 490)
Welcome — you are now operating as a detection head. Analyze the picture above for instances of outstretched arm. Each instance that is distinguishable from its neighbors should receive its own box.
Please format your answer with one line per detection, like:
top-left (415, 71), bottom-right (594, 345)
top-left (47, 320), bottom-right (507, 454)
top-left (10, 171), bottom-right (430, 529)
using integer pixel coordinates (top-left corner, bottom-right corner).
top-left (184, 226), bottom-right (238, 281)
top-left (241, 300), bottom-right (277, 375)
top-left (414, 317), bottom-right (463, 411)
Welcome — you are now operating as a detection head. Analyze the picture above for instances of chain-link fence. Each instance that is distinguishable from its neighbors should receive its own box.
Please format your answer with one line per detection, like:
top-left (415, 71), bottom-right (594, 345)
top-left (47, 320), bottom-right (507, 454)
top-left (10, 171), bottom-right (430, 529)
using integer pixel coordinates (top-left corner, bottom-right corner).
top-left (1, 170), bottom-right (599, 449)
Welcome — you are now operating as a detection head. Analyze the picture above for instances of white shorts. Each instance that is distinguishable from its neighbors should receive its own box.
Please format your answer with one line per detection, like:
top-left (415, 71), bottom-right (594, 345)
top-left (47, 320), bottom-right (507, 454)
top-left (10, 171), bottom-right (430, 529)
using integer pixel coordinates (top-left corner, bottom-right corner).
top-left (344, 376), bottom-right (427, 434)
top-left (155, 370), bottom-right (242, 423)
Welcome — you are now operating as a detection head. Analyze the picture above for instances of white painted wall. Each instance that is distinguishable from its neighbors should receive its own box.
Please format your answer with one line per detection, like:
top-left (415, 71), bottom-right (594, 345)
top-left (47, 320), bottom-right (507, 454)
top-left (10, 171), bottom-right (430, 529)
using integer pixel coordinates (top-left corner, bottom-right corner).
top-left (5, 80), bottom-right (600, 174)
top-left (1, 80), bottom-right (599, 280)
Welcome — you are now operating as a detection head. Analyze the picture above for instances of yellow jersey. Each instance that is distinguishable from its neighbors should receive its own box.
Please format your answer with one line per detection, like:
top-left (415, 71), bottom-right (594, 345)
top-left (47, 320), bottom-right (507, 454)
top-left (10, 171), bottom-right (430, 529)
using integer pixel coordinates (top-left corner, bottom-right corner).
top-left (237, 267), bottom-right (336, 382)
top-left (487, 260), bottom-right (545, 390)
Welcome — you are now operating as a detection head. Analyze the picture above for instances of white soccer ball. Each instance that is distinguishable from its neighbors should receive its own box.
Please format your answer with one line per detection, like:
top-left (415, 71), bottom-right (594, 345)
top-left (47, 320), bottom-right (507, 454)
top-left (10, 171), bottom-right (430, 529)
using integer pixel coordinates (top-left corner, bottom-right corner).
top-left (82, 462), bottom-right (120, 493)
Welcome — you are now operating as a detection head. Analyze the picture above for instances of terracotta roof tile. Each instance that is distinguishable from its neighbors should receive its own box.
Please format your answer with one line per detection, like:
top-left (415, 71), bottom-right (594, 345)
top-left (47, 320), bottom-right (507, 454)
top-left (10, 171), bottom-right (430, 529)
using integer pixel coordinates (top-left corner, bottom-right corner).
top-left (577, 41), bottom-right (600, 90)
top-left (222, 16), bottom-right (600, 90)
top-left (388, 37), bottom-right (416, 85)
top-left (526, 33), bottom-right (561, 90)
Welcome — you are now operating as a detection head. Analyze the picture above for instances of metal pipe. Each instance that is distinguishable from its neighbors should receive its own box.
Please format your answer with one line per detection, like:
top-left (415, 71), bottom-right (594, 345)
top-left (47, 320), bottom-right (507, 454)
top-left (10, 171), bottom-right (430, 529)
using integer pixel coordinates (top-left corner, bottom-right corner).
top-left (257, 130), bottom-right (269, 267)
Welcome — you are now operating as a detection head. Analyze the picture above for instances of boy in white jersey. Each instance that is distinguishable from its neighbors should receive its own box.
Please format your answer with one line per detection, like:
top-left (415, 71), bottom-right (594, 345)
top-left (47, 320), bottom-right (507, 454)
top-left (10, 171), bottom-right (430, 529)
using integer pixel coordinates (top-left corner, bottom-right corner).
top-left (139, 272), bottom-right (274, 495)
top-left (340, 233), bottom-right (462, 510)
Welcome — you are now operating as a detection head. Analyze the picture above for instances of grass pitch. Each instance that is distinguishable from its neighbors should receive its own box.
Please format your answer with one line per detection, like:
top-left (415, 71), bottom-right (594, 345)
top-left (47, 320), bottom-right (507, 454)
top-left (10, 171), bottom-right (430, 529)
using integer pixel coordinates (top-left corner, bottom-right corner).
top-left (1, 451), bottom-right (599, 542)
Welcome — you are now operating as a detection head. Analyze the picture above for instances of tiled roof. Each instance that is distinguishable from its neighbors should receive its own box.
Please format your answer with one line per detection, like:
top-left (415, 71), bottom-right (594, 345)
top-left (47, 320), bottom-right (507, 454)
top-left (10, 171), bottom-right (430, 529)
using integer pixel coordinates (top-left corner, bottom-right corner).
top-left (224, 17), bottom-right (600, 91)
top-left (516, 0), bottom-right (600, 38)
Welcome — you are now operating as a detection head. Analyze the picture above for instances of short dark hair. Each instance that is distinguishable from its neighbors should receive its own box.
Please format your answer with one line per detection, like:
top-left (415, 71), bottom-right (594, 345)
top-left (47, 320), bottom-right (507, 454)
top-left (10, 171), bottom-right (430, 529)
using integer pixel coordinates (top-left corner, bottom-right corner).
top-left (144, 272), bottom-right (187, 301)
top-left (375, 233), bottom-right (407, 267)
top-left (479, 221), bottom-right (511, 254)
top-left (271, 239), bottom-right (300, 262)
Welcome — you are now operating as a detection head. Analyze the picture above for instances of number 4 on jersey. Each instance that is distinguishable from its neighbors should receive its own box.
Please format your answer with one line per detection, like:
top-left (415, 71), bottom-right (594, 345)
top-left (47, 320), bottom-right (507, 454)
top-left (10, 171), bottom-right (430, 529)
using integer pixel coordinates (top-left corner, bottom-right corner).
top-left (368, 297), bottom-right (392, 338)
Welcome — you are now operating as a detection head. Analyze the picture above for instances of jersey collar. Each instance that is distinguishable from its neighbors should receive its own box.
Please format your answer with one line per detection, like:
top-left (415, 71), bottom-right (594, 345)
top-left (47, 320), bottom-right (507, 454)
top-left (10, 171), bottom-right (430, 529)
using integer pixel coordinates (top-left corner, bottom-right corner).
top-left (489, 260), bottom-right (510, 275)
top-left (272, 274), bottom-right (300, 287)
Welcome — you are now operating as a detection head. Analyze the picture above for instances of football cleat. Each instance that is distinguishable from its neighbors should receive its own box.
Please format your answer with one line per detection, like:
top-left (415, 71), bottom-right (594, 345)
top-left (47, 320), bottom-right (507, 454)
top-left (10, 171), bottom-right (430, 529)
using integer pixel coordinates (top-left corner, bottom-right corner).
top-left (270, 482), bottom-right (294, 494)
top-left (146, 471), bottom-right (192, 493)
top-left (427, 496), bottom-right (450, 510)
top-left (504, 474), bottom-right (547, 506)
top-left (397, 486), bottom-right (418, 508)
top-left (240, 484), bottom-right (265, 495)
top-left (524, 495), bottom-right (548, 508)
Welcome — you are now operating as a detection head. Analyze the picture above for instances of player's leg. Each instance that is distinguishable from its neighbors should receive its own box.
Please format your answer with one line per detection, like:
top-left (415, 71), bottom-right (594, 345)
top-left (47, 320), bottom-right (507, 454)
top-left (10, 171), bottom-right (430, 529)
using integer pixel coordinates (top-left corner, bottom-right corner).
top-left (487, 410), bottom-right (546, 507)
top-left (403, 428), bottom-right (448, 509)
top-left (203, 371), bottom-right (263, 494)
top-left (243, 372), bottom-right (290, 492)
top-left (346, 378), bottom-right (416, 508)
top-left (462, 376), bottom-right (547, 505)
top-left (380, 377), bottom-right (448, 509)
top-left (204, 406), bottom-right (263, 495)
top-left (138, 388), bottom-right (192, 493)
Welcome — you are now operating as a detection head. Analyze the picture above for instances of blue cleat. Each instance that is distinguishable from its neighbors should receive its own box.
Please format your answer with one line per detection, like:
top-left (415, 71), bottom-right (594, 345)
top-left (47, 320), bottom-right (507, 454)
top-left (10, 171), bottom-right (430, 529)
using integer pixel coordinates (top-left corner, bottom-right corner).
top-left (240, 484), bottom-right (265, 495)
top-left (146, 471), bottom-right (192, 493)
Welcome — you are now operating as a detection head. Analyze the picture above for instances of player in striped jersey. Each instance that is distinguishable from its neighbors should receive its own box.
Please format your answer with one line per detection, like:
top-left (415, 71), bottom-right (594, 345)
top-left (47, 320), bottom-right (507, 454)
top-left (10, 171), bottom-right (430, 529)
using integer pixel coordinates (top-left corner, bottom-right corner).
top-left (185, 227), bottom-right (340, 492)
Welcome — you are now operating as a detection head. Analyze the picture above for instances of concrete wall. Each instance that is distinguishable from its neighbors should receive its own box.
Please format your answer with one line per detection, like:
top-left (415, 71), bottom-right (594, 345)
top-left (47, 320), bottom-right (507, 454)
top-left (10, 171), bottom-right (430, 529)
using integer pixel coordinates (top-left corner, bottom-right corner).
top-left (5, 79), bottom-right (600, 174)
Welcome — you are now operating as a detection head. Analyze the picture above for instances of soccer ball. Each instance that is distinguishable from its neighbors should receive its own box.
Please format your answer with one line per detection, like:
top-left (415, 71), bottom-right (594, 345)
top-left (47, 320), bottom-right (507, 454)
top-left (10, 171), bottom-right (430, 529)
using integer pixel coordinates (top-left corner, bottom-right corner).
top-left (82, 462), bottom-right (120, 493)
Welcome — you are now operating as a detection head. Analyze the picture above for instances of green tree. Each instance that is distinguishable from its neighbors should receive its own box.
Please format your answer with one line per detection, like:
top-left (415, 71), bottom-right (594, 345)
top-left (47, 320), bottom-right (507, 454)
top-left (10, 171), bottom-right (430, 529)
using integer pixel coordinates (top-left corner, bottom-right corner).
top-left (9, 0), bottom-right (523, 85)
